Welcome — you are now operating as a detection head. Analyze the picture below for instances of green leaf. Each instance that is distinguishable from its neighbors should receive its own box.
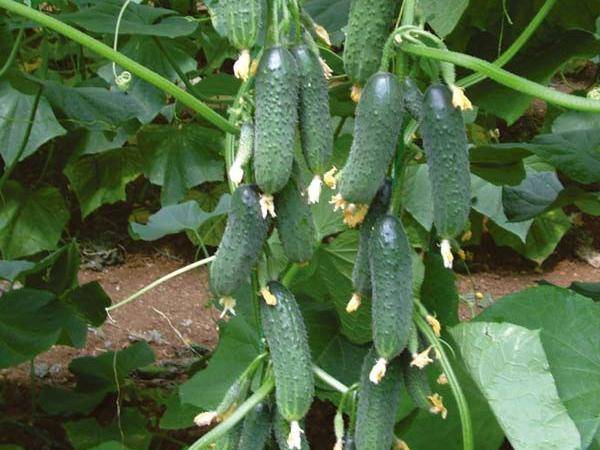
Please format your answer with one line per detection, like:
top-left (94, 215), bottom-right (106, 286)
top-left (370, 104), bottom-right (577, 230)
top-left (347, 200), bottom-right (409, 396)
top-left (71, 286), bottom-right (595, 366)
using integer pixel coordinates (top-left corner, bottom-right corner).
top-left (568, 282), bottom-right (600, 302)
top-left (0, 81), bottom-right (66, 165)
top-left (0, 260), bottom-right (35, 282)
top-left (65, 407), bottom-right (151, 450)
top-left (42, 81), bottom-right (143, 132)
top-left (137, 124), bottom-right (224, 205)
top-left (0, 288), bottom-right (88, 367)
top-left (64, 147), bottom-right (143, 218)
top-left (477, 286), bottom-right (600, 448)
top-left (61, 0), bottom-right (197, 37)
top-left (25, 241), bottom-right (80, 297)
top-left (421, 0), bottom-right (469, 37)
top-left (552, 111), bottom-right (600, 133)
top-left (310, 184), bottom-right (345, 240)
top-left (179, 284), bottom-right (260, 410)
top-left (403, 164), bottom-right (433, 231)
top-left (502, 170), bottom-right (563, 222)
top-left (130, 194), bottom-right (230, 241)
top-left (159, 390), bottom-right (202, 430)
top-left (420, 250), bottom-right (459, 325)
top-left (471, 175), bottom-right (532, 243)
top-left (469, 145), bottom-right (528, 186)
top-left (98, 36), bottom-right (197, 123)
top-left (470, 30), bottom-right (600, 124)
top-left (0, 181), bottom-right (70, 259)
top-left (451, 321), bottom-right (581, 449)
top-left (304, 0), bottom-right (351, 46)
top-left (65, 282), bottom-right (111, 327)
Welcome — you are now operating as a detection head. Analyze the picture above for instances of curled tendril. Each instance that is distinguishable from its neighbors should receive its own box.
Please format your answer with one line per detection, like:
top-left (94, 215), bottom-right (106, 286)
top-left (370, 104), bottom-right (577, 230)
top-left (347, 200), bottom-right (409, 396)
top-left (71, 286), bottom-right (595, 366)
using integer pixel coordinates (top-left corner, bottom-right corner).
top-left (112, 0), bottom-right (134, 90)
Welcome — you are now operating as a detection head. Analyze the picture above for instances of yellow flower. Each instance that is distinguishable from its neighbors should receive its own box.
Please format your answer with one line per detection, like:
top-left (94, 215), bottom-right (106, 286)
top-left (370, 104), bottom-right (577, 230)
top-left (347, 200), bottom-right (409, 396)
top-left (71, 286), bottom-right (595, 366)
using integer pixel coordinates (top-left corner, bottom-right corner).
top-left (194, 411), bottom-right (218, 427)
top-left (426, 315), bottom-right (441, 337)
top-left (450, 85), bottom-right (473, 111)
top-left (440, 239), bottom-right (454, 269)
top-left (346, 293), bottom-right (362, 313)
top-left (307, 175), bottom-right (323, 204)
top-left (260, 286), bottom-right (277, 306)
top-left (219, 297), bottom-right (236, 318)
top-left (437, 373), bottom-right (448, 385)
top-left (329, 193), bottom-right (346, 212)
top-left (233, 49), bottom-right (251, 80)
top-left (320, 57), bottom-right (333, 79)
top-left (323, 166), bottom-right (338, 189)
top-left (343, 203), bottom-right (368, 228)
top-left (427, 393), bottom-right (448, 419)
top-left (394, 438), bottom-right (411, 450)
top-left (369, 357), bottom-right (387, 384)
top-left (287, 421), bottom-right (304, 449)
top-left (350, 84), bottom-right (362, 103)
top-left (314, 23), bottom-right (332, 46)
top-left (259, 194), bottom-right (276, 218)
top-left (410, 346), bottom-right (434, 369)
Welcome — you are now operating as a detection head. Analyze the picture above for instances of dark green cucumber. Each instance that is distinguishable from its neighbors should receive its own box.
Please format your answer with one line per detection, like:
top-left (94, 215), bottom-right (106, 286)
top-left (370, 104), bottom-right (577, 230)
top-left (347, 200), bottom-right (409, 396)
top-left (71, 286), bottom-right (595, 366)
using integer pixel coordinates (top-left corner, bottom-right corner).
top-left (402, 77), bottom-right (423, 121)
top-left (354, 348), bottom-right (402, 450)
top-left (291, 44), bottom-right (333, 176)
top-left (273, 409), bottom-right (310, 450)
top-left (369, 215), bottom-right (413, 362)
top-left (351, 179), bottom-right (392, 299)
top-left (210, 0), bottom-right (265, 50)
top-left (238, 401), bottom-right (272, 450)
top-left (343, 0), bottom-right (397, 85)
top-left (209, 185), bottom-right (269, 298)
top-left (254, 47), bottom-right (299, 194)
top-left (212, 424), bottom-right (243, 450)
top-left (420, 84), bottom-right (471, 240)
top-left (338, 72), bottom-right (403, 205)
top-left (401, 352), bottom-right (432, 410)
top-left (275, 169), bottom-right (317, 263)
top-left (261, 281), bottom-right (314, 423)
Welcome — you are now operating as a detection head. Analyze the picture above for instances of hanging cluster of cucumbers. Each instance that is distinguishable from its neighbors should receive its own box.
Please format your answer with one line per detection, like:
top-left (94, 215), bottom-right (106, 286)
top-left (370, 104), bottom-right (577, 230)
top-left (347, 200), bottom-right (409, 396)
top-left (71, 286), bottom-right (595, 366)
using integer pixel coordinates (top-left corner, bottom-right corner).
top-left (202, 0), bottom-right (471, 449)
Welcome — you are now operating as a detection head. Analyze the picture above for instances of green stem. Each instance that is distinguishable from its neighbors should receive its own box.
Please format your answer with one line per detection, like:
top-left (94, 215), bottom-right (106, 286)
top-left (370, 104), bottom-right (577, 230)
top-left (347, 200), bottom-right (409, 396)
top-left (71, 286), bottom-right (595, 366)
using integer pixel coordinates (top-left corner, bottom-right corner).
top-left (0, 27), bottom-right (24, 78)
top-left (400, 0), bottom-right (416, 26)
top-left (333, 116), bottom-right (347, 140)
top-left (414, 310), bottom-right (473, 450)
top-left (401, 43), bottom-right (600, 112)
top-left (188, 376), bottom-right (275, 450)
top-left (251, 272), bottom-right (265, 351)
top-left (460, 0), bottom-right (557, 88)
top-left (313, 365), bottom-right (349, 393)
top-left (0, 0), bottom-right (238, 134)
top-left (281, 263), bottom-right (301, 287)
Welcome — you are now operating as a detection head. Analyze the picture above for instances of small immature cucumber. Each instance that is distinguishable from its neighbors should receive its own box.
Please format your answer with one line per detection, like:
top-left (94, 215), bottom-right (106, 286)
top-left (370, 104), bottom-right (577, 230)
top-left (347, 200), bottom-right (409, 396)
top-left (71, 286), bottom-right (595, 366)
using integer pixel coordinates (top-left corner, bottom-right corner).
top-left (354, 348), bottom-right (402, 450)
top-left (351, 179), bottom-right (392, 301)
top-left (291, 44), bottom-right (333, 176)
top-left (401, 352), bottom-right (432, 411)
top-left (273, 409), bottom-right (310, 450)
top-left (238, 401), bottom-right (272, 450)
top-left (254, 47), bottom-right (299, 194)
top-left (209, 185), bottom-right (269, 299)
top-left (343, 0), bottom-right (397, 85)
top-left (420, 84), bottom-right (471, 240)
top-left (261, 282), bottom-right (314, 425)
top-left (338, 72), bottom-right (403, 205)
top-left (369, 215), bottom-right (413, 369)
top-left (275, 168), bottom-right (317, 263)
top-left (210, 0), bottom-right (265, 50)
top-left (230, 121), bottom-right (254, 185)
top-left (402, 77), bottom-right (424, 121)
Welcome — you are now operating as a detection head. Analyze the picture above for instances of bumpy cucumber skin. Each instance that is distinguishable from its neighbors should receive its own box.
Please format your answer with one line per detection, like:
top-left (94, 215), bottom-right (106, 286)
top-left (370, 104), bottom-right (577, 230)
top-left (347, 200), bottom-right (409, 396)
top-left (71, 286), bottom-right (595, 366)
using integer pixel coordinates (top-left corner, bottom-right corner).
top-left (275, 173), bottom-right (317, 263)
top-left (219, 0), bottom-right (264, 50)
top-left (351, 179), bottom-right (392, 297)
top-left (213, 424), bottom-right (242, 450)
top-left (236, 121), bottom-right (254, 165)
top-left (338, 72), bottom-right (403, 205)
top-left (420, 84), bottom-right (471, 239)
top-left (354, 348), bottom-right (402, 450)
top-left (401, 352), bottom-right (432, 410)
top-left (343, 0), bottom-right (397, 85)
top-left (238, 401), bottom-right (272, 450)
top-left (273, 409), bottom-right (310, 450)
top-left (209, 185), bottom-right (269, 298)
top-left (291, 45), bottom-right (333, 175)
top-left (261, 281), bottom-right (314, 422)
top-left (369, 215), bottom-right (413, 361)
top-left (402, 77), bottom-right (424, 121)
top-left (254, 47), bottom-right (299, 194)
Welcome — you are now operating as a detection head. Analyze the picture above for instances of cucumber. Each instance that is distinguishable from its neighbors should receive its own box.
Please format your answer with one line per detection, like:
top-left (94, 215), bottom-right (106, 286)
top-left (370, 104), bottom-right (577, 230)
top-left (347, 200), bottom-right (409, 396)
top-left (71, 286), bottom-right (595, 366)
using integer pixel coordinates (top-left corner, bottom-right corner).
top-left (254, 47), bottom-right (299, 194)
top-left (354, 348), bottom-right (402, 450)
top-left (420, 84), bottom-right (470, 241)
top-left (238, 401), bottom-right (272, 450)
top-left (273, 409), bottom-right (310, 450)
top-left (209, 185), bottom-right (269, 300)
top-left (338, 72), bottom-right (403, 205)
top-left (210, 0), bottom-right (265, 51)
top-left (349, 179), bottom-right (392, 310)
top-left (229, 121), bottom-right (255, 185)
top-left (275, 168), bottom-right (317, 264)
top-left (343, 0), bottom-right (397, 85)
top-left (401, 352), bottom-right (432, 411)
top-left (368, 215), bottom-right (413, 381)
top-left (212, 424), bottom-right (243, 450)
top-left (291, 45), bottom-right (333, 177)
top-left (402, 77), bottom-right (423, 121)
top-left (261, 282), bottom-right (314, 431)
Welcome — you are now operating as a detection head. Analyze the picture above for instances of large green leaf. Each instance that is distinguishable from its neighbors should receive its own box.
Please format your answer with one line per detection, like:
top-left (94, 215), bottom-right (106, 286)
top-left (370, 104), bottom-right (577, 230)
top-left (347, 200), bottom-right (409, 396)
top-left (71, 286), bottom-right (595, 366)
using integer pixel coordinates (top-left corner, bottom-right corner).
top-left (137, 124), bottom-right (224, 205)
top-left (421, 0), bottom-right (469, 37)
top-left (0, 81), bottom-right (66, 165)
top-left (64, 147), bottom-right (143, 218)
top-left (61, 0), bottom-right (197, 37)
top-left (469, 145), bottom-right (529, 186)
top-left (451, 321), bottom-right (581, 449)
top-left (502, 170), bottom-right (563, 222)
top-left (420, 249), bottom-right (459, 325)
top-left (42, 82), bottom-right (143, 132)
top-left (304, 0), bottom-right (351, 46)
top-left (159, 390), bottom-right (202, 430)
top-left (0, 288), bottom-right (87, 368)
top-left (0, 260), bottom-right (35, 282)
top-left (310, 184), bottom-right (345, 240)
top-left (0, 181), bottom-right (69, 259)
top-left (130, 194), bottom-right (230, 241)
top-left (24, 242), bottom-right (80, 297)
top-left (98, 36), bottom-right (197, 123)
top-left (64, 282), bottom-right (111, 327)
top-left (403, 164), bottom-right (434, 231)
top-left (477, 286), bottom-right (600, 449)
